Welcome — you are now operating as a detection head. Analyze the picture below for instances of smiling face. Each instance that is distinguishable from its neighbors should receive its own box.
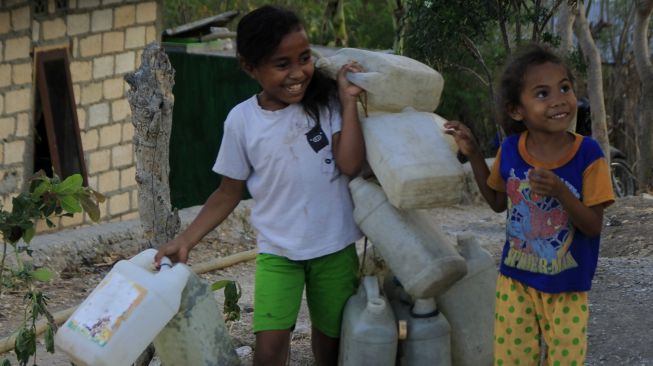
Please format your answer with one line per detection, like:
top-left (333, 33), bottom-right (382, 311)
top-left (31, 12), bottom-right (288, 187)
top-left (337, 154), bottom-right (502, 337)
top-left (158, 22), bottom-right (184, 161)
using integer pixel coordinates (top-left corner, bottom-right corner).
top-left (242, 28), bottom-right (314, 111)
top-left (510, 62), bottom-right (577, 135)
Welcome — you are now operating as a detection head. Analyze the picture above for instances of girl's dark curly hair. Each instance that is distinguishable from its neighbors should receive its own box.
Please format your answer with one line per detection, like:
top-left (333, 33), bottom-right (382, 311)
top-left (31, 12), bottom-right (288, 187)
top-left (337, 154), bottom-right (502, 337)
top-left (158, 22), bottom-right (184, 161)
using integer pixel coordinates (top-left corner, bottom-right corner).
top-left (495, 44), bottom-right (575, 135)
top-left (236, 5), bottom-right (337, 125)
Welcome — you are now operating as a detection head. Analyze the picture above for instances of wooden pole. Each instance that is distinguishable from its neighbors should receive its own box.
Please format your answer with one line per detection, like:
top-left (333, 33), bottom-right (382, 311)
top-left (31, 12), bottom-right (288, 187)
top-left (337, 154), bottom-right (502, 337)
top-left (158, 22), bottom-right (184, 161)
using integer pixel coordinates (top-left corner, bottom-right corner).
top-left (125, 42), bottom-right (179, 249)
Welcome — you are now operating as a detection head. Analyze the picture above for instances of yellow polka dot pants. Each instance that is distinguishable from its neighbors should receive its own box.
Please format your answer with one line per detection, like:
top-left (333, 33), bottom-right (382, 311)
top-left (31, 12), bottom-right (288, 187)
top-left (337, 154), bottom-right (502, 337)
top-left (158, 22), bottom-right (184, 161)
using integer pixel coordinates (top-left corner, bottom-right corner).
top-left (494, 275), bottom-right (589, 366)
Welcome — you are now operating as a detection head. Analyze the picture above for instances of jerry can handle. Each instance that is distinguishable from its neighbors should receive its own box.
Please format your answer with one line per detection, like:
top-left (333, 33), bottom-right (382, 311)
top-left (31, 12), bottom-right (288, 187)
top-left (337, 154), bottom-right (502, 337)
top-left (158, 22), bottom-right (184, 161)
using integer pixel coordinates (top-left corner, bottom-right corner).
top-left (159, 256), bottom-right (173, 270)
top-left (456, 234), bottom-right (481, 259)
top-left (361, 276), bottom-right (380, 301)
top-left (361, 276), bottom-right (387, 314)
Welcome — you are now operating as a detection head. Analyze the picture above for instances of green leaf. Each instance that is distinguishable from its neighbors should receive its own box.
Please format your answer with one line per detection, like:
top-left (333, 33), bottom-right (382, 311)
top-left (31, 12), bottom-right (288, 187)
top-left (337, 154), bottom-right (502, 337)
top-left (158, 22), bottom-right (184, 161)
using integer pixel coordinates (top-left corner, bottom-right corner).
top-left (30, 269), bottom-right (53, 282)
top-left (2, 358), bottom-right (12, 366)
top-left (59, 195), bottom-right (82, 214)
top-left (92, 190), bottom-right (106, 203)
top-left (224, 281), bottom-right (241, 306)
top-left (22, 226), bottom-right (35, 244)
top-left (79, 195), bottom-right (101, 222)
top-left (53, 174), bottom-right (83, 195)
top-left (223, 281), bottom-right (241, 322)
top-left (14, 326), bottom-right (36, 365)
top-left (30, 181), bottom-right (50, 200)
top-left (210, 279), bottom-right (231, 292)
top-left (45, 324), bottom-right (55, 353)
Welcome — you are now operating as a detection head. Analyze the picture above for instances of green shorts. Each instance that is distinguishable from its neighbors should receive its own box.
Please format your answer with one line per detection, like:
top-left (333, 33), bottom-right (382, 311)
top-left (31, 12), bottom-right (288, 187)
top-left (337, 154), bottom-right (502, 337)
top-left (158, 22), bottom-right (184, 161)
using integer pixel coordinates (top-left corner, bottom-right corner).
top-left (253, 244), bottom-right (359, 338)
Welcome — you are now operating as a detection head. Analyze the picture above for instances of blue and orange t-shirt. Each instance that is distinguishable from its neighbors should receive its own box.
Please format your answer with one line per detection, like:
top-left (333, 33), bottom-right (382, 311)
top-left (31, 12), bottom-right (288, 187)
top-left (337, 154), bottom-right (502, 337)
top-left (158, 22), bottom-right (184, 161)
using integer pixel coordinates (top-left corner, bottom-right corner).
top-left (488, 131), bottom-right (615, 293)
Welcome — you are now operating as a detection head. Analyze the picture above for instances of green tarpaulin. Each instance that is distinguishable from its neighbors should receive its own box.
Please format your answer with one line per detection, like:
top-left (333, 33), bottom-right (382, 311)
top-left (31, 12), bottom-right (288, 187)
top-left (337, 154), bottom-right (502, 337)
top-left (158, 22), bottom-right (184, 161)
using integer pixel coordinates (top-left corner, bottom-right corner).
top-left (166, 50), bottom-right (259, 209)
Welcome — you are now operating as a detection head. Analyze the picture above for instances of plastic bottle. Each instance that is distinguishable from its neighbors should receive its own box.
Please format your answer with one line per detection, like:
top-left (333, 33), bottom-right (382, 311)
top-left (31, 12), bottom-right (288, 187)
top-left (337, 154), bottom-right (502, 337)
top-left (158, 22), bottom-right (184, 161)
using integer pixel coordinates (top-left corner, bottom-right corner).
top-left (435, 235), bottom-right (497, 366)
top-left (54, 249), bottom-right (192, 366)
top-left (315, 48), bottom-right (444, 113)
top-left (361, 109), bottom-right (465, 209)
top-left (338, 276), bottom-right (397, 366)
top-left (392, 298), bottom-right (452, 366)
top-left (349, 177), bottom-right (467, 299)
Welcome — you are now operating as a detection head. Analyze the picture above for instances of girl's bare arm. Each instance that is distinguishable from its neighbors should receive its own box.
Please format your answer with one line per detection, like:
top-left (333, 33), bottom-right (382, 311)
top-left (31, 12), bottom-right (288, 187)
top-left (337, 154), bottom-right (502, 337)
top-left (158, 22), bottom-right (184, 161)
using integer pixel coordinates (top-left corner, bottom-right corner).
top-left (529, 168), bottom-right (604, 236)
top-left (155, 177), bottom-right (244, 264)
top-left (333, 63), bottom-right (365, 176)
top-left (466, 150), bottom-right (507, 212)
top-left (444, 120), bottom-right (506, 212)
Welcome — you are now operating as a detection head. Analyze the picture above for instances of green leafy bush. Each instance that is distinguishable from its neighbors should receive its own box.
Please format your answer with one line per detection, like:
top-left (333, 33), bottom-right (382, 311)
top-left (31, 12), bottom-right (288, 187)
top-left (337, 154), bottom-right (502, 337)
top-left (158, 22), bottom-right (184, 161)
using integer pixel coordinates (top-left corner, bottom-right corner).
top-left (1, 172), bottom-right (104, 366)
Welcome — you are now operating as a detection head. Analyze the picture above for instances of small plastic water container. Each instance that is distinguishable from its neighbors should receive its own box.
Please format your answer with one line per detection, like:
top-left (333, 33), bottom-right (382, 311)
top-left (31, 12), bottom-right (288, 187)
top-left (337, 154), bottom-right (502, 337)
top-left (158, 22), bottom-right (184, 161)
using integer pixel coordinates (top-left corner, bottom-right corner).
top-left (349, 178), bottom-right (467, 299)
top-left (392, 298), bottom-right (451, 366)
top-left (339, 276), bottom-right (397, 366)
top-left (436, 235), bottom-right (497, 366)
top-left (315, 48), bottom-right (444, 113)
top-left (361, 109), bottom-right (465, 209)
top-left (55, 249), bottom-right (192, 366)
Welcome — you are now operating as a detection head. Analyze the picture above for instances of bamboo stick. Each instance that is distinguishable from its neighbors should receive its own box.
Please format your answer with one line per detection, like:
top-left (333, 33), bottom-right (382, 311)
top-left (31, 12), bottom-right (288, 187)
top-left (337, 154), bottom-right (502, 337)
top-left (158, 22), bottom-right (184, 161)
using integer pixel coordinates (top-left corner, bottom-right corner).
top-left (0, 307), bottom-right (76, 354)
top-left (190, 249), bottom-right (256, 274)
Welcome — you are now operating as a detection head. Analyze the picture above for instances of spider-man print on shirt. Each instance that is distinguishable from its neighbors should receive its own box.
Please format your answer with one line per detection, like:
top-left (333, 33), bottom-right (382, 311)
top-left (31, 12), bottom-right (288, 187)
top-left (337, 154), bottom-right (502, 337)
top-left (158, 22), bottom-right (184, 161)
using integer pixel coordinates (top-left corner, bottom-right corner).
top-left (502, 168), bottom-right (579, 275)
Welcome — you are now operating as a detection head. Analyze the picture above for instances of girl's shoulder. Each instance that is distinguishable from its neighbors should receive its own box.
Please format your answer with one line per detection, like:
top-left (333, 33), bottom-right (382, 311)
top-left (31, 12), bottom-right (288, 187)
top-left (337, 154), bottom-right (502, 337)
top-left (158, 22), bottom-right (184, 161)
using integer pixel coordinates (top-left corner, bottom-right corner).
top-left (232, 95), bottom-right (258, 114)
top-left (499, 132), bottom-right (522, 151)
top-left (576, 134), bottom-right (605, 159)
top-left (223, 96), bottom-right (259, 131)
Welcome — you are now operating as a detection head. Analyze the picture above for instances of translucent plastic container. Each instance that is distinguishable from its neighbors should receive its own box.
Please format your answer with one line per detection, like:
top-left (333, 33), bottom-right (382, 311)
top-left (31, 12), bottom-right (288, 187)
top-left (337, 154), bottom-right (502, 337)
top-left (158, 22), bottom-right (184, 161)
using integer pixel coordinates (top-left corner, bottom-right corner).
top-left (55, 249), bottom-right (191, 366)
top-left (361, 110), bottom-right (465, 209)
top-left (349, 178), bottom-right (467, 299)
top-left (436, 235), bottom-right (497, 366)
top-left (338, 276), bottom-right (397, 366)
top-left (392, 298), bottom-right (451, 366)
top-left (154, 272), bottom-right (240, 366)
top-left (315, 48), bottom-right (444, 113)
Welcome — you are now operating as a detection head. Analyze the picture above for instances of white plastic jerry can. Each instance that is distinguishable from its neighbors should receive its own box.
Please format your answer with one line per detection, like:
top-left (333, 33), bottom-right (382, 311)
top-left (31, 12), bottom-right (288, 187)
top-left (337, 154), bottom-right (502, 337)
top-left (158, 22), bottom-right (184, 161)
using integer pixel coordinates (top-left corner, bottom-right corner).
top-left (435, 235), bottom-right (498, 366)
top-left (361, 109), bottom-right (465, 209)
top-left (349, 178), bottom-right (468, 299)
top-left (54, 249), bottom-right (192, 366)
top-left (393, 298), bottom-right (452, 366)
top-left (315, 48), bottom-right (444, 113)
top-left (338, 276), bottom-right (397, 366)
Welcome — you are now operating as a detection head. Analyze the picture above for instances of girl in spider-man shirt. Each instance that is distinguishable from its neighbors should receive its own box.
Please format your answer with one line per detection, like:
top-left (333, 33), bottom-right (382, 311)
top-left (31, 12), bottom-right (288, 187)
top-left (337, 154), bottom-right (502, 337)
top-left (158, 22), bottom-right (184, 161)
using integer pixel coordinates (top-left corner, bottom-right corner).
top-left (444, 44), bottom-right (614, 366)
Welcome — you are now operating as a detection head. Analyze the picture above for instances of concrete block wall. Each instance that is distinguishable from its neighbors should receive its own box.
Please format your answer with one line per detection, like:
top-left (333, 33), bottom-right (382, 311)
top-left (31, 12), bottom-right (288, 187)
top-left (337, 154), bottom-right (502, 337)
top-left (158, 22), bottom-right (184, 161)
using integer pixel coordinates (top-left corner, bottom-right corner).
top-left (0, 0), bottom-right (162, 232)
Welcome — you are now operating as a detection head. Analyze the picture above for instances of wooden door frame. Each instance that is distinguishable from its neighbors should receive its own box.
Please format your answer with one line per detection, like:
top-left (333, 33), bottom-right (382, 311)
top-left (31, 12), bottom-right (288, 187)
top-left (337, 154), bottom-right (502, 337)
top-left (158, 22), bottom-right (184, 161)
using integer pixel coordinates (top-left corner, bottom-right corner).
top-left (34, 47), bottom-right (88, 185)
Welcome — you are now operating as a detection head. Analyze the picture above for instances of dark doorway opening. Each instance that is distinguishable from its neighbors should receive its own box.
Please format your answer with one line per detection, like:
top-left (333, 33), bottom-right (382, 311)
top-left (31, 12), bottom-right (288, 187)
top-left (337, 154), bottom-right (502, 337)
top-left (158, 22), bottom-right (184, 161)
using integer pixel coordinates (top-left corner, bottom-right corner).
top-left (33, 48), bottom-right (87, 185)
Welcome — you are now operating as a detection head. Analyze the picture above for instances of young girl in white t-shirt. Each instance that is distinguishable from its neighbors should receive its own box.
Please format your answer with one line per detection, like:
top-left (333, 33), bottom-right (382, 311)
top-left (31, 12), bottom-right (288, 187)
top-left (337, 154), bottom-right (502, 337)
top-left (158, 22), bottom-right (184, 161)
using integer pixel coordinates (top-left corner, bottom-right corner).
top-left (155, 5), bottom-right (364, 365)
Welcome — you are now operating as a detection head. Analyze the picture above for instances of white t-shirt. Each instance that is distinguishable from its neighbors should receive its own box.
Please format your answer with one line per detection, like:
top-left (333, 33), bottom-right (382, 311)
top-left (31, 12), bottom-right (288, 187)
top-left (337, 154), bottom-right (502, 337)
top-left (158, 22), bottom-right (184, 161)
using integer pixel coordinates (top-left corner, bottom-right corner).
top-left (213, 96), bottom-right (362, 260)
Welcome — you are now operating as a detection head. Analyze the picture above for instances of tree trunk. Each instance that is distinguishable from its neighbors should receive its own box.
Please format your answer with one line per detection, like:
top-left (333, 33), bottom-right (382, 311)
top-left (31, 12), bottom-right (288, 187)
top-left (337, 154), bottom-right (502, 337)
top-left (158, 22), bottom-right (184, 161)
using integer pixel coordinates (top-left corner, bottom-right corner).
top-left (390, 0), bottom-right (406, 54)
top-left (556, 2), bottom-right (575, 53)
top-left (125, 42), bottom-right (180, 248)
top-left (556, 2), bottom-right (577, 131)
top-left (321, 0), bottom-right (348, 47)
top-left (633, 0), bottom-right (653, 191)
top-left (573, 1), bottom-right (611, 163)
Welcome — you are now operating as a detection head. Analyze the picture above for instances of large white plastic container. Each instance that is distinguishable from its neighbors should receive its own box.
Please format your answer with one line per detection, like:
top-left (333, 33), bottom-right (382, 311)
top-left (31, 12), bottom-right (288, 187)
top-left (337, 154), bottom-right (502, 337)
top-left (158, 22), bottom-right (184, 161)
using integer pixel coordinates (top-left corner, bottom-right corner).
top-left (55, 249), bottom-right (191, 366)
top-left (315, 48), bottom-right (444, 113)
top-left (338, 276), bottom-right (397, 366)
top-left (349, 178), bottom-right (467, 299)
top-left (436, 235), bottom-right (497, 366)
top-left (361, 109), bottom-right (465, 209)
top-left (392, 298), bottom-right (451, 366)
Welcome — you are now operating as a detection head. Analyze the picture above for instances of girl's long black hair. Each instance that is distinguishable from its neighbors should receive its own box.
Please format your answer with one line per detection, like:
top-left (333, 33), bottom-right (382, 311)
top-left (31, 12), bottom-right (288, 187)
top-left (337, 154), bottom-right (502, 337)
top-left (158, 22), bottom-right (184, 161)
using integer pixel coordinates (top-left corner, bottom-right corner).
top-left (236, 5), bottom-right (337, 125)
top-left (496, 44), bottom-right (575, 135)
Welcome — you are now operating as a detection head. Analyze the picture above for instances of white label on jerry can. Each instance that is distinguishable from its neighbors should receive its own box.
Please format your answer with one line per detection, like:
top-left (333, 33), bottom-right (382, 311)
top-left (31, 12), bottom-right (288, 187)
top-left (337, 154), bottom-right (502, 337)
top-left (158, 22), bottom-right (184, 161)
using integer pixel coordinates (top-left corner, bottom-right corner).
top-left (65, 272), bottom-right (148, 346)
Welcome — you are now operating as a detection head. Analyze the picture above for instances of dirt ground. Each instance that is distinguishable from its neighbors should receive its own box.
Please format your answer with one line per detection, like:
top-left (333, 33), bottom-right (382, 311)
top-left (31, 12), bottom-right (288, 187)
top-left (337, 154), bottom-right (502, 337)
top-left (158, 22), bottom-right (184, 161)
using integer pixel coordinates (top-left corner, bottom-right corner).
top-left (1, 194), bottom-right (652, 365)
